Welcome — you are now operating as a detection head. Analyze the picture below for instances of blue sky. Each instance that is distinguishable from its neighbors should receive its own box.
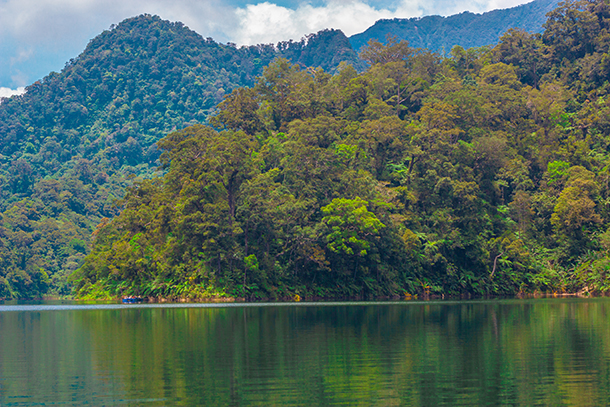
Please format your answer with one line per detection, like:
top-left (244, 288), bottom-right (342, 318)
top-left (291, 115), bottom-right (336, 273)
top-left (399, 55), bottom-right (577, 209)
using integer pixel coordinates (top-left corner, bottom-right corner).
top-left (0, 0), bottom-right (533, 97)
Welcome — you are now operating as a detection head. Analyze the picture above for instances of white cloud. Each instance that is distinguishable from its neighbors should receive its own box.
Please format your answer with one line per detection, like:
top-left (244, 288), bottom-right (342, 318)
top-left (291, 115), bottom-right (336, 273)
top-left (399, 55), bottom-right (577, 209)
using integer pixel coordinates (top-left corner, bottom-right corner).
top-left (483, 0), bottom-right (536, 11)
top-left (233, 0), bottom-right (426, 45)
top-left (0, 87), bottom-right (26, 99)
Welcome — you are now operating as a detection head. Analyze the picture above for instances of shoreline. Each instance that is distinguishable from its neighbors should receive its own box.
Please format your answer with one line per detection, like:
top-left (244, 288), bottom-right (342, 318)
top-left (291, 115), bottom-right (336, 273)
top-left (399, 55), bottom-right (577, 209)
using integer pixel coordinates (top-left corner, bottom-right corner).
top-left (17, 290), bottom-right (606, 304)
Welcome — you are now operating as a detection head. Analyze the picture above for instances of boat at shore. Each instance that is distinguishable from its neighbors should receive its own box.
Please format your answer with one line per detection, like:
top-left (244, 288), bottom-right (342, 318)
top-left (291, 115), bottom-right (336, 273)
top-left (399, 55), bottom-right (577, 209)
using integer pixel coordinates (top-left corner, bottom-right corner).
top-left (122, 296), bottom-right (144, 304)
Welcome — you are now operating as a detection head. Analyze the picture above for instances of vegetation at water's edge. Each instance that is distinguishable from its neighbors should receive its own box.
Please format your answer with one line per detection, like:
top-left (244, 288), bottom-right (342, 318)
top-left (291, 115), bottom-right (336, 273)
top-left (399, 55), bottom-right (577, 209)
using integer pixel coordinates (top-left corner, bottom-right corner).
top-left (71, 0), bottom-right (610, 300)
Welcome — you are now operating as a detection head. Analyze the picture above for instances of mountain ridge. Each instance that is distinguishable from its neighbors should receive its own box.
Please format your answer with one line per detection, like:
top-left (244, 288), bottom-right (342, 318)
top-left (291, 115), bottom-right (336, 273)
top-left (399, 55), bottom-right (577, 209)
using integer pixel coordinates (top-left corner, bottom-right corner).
top-left (349, 0), bottom-right (561, 52)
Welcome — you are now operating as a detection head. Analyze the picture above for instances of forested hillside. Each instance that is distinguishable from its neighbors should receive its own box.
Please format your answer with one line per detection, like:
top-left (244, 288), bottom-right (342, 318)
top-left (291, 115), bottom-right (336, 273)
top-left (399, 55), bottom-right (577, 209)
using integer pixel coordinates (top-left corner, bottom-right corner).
top-left (73, 0), bottom-right (610, 300)
top-left (0, 15), bottom-right (361, 298)
top-left (349, 0), bottom-right (560, 53)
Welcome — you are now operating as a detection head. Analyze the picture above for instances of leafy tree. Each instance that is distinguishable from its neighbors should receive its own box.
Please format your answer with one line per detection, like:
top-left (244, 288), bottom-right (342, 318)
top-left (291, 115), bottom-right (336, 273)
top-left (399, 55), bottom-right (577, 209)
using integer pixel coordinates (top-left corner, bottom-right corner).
top-left (321, 197), bottom-right (385, 257)
top-left (359, 37), bottom-right (414, 65)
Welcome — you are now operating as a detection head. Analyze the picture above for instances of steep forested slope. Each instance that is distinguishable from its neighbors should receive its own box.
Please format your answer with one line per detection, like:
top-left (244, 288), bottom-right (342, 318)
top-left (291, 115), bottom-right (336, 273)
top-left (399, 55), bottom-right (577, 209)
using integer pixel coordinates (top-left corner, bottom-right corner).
top-left (349, 0), bottom-right (560, 53)
top-left (0, 15), bottom-right (361, 298)
top-left (73, 0), bottom-right (610, 300)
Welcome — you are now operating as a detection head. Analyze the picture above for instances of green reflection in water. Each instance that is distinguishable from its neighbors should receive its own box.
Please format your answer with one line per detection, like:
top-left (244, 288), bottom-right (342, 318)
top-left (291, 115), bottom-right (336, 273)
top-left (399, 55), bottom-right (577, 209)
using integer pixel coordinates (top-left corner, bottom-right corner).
top-left (0, 299), bottom-right (609, 406)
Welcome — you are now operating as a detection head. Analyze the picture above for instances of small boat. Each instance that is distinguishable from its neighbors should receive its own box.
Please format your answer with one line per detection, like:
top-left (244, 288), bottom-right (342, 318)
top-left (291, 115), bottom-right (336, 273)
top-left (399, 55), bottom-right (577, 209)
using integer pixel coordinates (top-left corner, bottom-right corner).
top-left (122, 296), bottom-right (144, 304)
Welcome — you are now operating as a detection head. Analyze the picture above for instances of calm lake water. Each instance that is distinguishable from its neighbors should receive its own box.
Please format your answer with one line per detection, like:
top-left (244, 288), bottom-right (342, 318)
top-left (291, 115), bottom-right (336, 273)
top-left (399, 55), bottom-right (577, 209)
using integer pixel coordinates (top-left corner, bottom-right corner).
top-left (0, 298), bottom-right (609, 406)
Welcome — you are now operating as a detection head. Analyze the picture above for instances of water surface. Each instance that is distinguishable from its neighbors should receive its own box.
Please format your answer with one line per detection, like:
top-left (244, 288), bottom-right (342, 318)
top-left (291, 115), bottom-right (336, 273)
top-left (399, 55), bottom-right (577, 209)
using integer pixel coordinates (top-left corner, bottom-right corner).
top-left (0, 298), bottom-right (609, 406)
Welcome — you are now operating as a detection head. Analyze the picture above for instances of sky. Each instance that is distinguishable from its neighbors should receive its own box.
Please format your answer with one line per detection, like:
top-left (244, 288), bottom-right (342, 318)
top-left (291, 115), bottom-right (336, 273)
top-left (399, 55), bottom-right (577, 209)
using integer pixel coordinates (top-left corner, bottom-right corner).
top-left (0, 0), bottom-right (534, 96)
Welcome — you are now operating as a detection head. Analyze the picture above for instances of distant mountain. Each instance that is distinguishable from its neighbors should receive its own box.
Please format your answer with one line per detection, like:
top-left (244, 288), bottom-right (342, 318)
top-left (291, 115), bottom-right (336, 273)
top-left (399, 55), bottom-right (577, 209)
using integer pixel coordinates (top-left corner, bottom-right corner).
top-left (0, 14), bottom-right (362, 298)
top-left (349, 0), bottom-right (560, 53)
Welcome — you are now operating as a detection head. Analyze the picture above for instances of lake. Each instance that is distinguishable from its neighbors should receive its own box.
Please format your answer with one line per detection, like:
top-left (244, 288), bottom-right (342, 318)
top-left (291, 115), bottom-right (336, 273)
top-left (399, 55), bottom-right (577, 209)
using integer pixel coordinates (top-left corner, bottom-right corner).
top-left (0, 298), bottom-right (609, 406)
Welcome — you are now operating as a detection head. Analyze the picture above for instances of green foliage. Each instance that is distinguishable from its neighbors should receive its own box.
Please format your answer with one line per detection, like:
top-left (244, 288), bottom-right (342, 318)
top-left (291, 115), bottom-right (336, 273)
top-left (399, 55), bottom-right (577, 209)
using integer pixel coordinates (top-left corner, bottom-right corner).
top-left (322, 197), bottom-right (385, 256)
top-left (547, 160), bottom-right (570, 186)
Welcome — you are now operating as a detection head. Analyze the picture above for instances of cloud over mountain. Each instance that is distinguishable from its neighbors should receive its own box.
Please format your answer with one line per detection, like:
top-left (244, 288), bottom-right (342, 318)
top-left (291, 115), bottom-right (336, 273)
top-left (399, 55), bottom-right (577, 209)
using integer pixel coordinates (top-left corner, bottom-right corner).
top-left (233, 0), bottom-right (425, 45)
top-left (0, 87), bottom-right (25, 99)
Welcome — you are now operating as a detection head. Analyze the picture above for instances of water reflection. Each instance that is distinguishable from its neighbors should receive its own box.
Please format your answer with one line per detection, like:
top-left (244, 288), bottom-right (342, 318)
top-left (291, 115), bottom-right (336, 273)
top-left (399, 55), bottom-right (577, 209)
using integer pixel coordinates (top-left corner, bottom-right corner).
top-left (0, 299), bottom-right (609, 406)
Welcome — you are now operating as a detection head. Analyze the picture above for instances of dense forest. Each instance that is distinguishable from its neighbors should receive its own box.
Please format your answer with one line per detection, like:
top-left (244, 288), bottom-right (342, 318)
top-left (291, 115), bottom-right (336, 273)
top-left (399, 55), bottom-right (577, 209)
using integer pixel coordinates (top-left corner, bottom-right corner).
top-left (71, 0), bottom-right (610, 300)
top-left (0, 16), bottom-right (362, 299)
